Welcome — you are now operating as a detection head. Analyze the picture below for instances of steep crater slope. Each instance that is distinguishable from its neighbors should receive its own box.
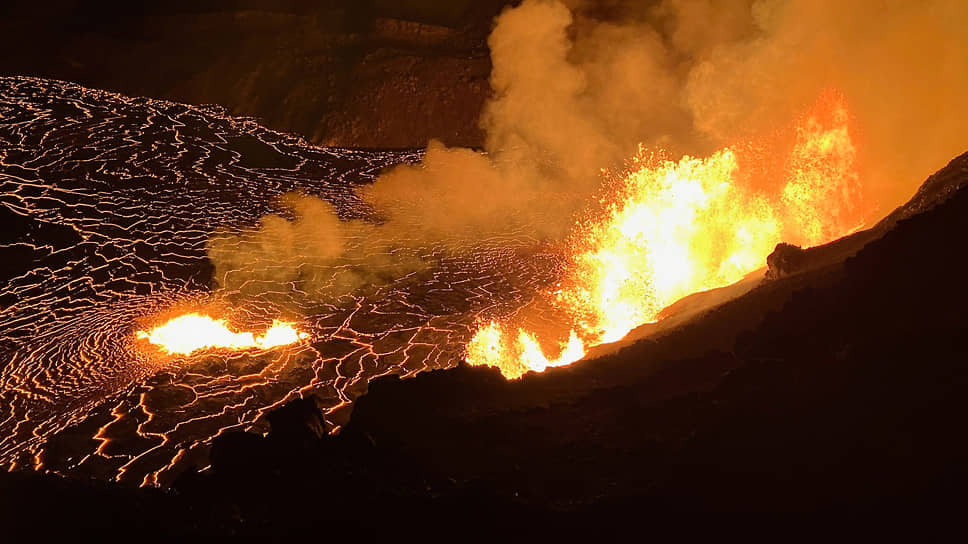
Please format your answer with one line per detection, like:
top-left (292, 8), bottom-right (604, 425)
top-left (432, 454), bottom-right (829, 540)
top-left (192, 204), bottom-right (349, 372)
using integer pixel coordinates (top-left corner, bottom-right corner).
top-left (311, 149), bottom-right (968, 511)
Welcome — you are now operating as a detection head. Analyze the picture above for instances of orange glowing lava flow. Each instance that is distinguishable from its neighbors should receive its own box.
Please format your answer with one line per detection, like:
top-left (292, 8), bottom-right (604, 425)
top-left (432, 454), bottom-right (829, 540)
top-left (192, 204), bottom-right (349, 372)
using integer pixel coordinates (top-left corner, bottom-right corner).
top-left (467, 94), bottom-right (868, 379)
top-left (136, 313), bottom-right (309, 355)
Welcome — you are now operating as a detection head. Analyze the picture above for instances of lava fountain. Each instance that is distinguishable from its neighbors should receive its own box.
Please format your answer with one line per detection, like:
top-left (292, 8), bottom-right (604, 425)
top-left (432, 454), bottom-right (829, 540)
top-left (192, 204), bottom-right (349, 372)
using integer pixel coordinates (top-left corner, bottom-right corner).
top-left (467, 93), bottom-right (869, 379)
top-left (136, 313), bottom-right (309, 355)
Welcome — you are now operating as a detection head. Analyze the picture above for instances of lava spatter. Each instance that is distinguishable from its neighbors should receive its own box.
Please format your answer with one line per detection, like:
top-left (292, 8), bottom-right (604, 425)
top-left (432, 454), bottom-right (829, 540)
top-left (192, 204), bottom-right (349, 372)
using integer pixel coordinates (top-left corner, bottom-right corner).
top-left (466, 93), bottom-right (870, 379)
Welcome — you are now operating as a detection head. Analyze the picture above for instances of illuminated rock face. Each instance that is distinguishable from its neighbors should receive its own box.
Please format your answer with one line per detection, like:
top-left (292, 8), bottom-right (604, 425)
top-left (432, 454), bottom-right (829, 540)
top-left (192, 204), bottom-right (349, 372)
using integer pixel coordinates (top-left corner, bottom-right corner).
top-left (0, 77), bottom-right (558, 486)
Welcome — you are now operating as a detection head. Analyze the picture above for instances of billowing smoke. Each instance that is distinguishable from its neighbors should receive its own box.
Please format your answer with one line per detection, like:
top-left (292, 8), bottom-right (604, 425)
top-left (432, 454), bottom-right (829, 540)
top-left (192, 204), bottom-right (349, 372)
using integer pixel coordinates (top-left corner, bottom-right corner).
top-left (209, 0), bottom-right (968, 298)
top-left (674, 0), bottom-right (968, 207)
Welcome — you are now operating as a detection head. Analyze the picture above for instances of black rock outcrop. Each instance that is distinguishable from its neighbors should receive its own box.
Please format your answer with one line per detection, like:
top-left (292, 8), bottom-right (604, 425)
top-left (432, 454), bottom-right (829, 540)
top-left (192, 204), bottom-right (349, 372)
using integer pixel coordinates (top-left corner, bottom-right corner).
top-left (765, 242), bottom-right (806, 279)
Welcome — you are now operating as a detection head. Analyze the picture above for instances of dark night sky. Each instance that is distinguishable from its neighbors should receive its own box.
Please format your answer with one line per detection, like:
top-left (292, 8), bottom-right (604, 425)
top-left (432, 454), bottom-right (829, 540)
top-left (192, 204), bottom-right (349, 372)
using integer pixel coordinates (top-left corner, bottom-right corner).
top-left (1, 1), bottom-right (493, 25)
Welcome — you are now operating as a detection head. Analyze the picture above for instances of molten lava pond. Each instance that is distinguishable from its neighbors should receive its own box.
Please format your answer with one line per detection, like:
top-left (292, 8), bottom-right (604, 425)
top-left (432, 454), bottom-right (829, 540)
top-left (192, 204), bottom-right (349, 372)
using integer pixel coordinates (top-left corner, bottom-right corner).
top-left (0, 77), bottom-right (566, 485)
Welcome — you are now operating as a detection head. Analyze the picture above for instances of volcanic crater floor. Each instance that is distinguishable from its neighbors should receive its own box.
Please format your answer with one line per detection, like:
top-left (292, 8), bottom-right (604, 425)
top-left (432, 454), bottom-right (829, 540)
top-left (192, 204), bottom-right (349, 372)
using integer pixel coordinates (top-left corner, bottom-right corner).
top-left (0, 76), bottom-right (565, 486)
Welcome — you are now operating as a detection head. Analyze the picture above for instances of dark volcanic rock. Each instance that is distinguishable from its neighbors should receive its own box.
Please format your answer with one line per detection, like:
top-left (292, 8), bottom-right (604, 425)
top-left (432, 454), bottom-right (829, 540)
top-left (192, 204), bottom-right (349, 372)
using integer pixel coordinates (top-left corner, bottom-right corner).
top-left (765, 242), bottom-right (806, 279)
top-left (0, 2), bottom-right (515, 148)
top-left (267, 396), bottom-right (328, 441)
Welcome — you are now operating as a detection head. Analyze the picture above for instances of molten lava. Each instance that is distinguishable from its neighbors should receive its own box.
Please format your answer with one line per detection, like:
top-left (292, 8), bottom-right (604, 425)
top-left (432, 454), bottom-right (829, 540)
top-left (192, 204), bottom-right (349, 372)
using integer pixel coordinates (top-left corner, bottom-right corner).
top-left (136, 313), bottom-right (309, 355)
top-left (467, 93), bottom-right (870, 379)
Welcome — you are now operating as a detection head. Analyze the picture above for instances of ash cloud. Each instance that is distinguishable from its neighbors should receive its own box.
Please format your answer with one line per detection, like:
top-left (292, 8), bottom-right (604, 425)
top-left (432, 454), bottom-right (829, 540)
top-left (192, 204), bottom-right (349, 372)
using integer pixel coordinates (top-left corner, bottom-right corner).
top-left (209, 0), bottom-right (968, 298)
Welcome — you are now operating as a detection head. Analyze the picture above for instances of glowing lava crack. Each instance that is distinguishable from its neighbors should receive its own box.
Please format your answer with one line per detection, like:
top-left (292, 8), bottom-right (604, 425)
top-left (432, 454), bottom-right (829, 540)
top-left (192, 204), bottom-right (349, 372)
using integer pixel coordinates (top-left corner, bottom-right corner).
top-left (0, 77), bottom-right (872, 487)
top-left (136, 314), bottom-right (309, 355)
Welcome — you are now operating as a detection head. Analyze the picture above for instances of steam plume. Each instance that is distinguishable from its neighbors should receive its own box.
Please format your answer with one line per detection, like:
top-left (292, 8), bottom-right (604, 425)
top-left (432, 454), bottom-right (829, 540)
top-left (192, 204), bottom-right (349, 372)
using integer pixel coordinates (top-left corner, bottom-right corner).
top-left (209, 0), bottom-right (968, 298)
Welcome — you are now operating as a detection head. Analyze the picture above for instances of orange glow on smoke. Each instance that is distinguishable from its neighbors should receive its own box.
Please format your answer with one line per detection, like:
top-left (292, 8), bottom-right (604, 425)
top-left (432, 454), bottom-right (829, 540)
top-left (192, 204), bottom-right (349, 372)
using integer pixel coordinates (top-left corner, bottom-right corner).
top-left (782, 93), bottom-right (866, 246)
top-left (136, 313), bottom-right (309, 355)
top-left (467, 93), bottom-right (870, 379)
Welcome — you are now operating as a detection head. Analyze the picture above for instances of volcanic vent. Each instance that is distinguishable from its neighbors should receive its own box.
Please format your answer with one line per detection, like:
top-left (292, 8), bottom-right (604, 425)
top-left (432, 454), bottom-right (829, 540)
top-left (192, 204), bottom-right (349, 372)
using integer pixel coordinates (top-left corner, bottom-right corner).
top-left (0, 75), bottom-right (870, 486)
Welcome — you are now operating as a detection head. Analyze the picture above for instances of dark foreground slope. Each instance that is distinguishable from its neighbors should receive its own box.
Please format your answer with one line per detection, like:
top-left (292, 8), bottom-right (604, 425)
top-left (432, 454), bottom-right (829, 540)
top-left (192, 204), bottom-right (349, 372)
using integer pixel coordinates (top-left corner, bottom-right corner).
top-left (329, 151), bottom-right (968, 512)
top-left (3, 152), bottom-right (968, 537)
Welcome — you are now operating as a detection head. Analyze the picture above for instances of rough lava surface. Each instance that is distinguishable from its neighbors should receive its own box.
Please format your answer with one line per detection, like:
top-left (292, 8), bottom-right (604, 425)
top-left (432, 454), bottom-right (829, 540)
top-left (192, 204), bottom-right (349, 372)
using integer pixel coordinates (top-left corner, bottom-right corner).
top-left (0, 77), bottom-right (564, 485)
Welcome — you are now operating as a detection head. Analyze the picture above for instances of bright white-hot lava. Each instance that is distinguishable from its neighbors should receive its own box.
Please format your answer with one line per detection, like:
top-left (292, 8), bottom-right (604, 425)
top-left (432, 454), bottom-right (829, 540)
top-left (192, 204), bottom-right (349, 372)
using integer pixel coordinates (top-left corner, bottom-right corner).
top-left (136, 313), bottom-right (309, 355)
top-left (466, 93), bottom-right (870, 379)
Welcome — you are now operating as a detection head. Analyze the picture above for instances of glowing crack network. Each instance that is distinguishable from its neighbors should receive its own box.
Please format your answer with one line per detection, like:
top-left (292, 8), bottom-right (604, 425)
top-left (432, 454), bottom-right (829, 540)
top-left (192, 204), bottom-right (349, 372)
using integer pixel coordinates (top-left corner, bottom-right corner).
top-left (0, 77), bottom-right (565, 486)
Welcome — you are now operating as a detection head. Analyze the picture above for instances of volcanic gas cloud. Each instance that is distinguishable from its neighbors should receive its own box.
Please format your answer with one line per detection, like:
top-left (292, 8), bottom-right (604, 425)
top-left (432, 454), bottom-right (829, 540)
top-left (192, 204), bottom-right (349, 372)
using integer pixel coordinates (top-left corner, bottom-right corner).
top-left (195, 0), bottom-right (968, 378)
top-left (468, 93), bottom-right (867, 377)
